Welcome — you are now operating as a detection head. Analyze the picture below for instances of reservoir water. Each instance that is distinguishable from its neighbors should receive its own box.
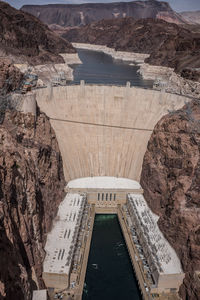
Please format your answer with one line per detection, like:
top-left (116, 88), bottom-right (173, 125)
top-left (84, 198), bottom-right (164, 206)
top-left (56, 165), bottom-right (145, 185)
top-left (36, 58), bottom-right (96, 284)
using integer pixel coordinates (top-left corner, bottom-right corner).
top-left (82, 214), bottom-right (142, 300)
top-left (71, 49), bottom-right (154, 87)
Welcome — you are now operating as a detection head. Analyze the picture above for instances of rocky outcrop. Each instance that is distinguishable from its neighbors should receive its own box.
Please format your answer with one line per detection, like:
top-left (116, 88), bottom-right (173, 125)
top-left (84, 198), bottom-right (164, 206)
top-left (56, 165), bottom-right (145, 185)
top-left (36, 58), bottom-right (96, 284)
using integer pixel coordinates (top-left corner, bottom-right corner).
top-left (139, 64), bottom-right (200, 98)
top-left (0, 2), bottom-right (75, 65)
top-left (141, 100), bottom-right (200, 300)
top-left (64, 18), bottom-right (182, 54)
top-left (0, 59), bottom-right (24, 95)
top-left (0, 59), bottom-right (25, 122)
top-left (145, 29), bottom-right (200, 74)
top-left (21, 1), bottom-right (186, 27)
top-left (0, 109), bottom-right (65, 300)
top-left (64, 17), bottom-right (200, 79)
top-left (166, 72), bottom-right (200, 98)
top-left (181, 68), bottom-right (200, 83)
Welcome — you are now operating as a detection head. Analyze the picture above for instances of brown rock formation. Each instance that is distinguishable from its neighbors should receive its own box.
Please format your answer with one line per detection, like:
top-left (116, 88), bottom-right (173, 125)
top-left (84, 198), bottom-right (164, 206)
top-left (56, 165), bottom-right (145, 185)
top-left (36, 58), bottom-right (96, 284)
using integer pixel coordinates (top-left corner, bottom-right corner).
top-left (0, 58), bottom-right (24, 95)
top-left (141, 100), bottom-right (200, 300)
top-left (181, 69), bottom-right (200, 83)
top-left (64, 17), bottom-right (200, 77)
top-left (0, 109), bottom-right (65, 300)
top-left (0, 1), bottom-right (75, 65)
top-left (21, 1), bottom-right (186, 27)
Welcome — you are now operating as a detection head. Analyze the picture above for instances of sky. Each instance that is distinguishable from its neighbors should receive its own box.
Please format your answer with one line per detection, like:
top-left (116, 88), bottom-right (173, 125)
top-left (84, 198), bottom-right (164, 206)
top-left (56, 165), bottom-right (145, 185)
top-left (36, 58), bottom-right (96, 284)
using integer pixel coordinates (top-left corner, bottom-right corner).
top-left (5, 0), bottom-right (200, 12)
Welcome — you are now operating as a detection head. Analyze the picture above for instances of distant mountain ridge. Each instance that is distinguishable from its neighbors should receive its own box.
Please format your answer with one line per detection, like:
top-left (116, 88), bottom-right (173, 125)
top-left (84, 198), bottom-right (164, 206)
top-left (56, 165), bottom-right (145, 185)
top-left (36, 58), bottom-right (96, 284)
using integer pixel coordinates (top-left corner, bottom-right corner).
top-left (180, 11), bottom-right (200, 25)
top-left (21, 0), bottom-right (187, 27)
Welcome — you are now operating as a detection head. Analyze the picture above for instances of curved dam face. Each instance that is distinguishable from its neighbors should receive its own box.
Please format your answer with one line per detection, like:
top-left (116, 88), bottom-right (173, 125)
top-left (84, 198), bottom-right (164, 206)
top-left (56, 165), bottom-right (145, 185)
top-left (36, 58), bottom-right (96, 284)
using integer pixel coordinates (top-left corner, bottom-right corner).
top-left (36, 84), bottom-right (190, 182)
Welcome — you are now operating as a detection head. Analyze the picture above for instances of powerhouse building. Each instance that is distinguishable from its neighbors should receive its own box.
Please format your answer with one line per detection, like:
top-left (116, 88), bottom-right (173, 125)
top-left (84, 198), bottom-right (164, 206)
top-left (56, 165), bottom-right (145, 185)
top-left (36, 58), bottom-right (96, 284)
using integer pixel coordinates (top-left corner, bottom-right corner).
top-left (66, 176), bottom-right (143, 210)
top-left (127, 193), bottom-right (185, 293)
top-left (43, 193), bottom-right (86, 289)
top-left (42, 177), bottom-right (185, 297)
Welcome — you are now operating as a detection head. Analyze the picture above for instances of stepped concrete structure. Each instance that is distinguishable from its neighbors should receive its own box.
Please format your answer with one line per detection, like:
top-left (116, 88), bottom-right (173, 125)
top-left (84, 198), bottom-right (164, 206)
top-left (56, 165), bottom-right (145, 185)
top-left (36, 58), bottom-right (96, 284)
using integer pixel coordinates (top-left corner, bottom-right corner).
top-left (126, 194), bottom-right (184, 293)
top-left (32, 290), bottom-right (47, 300)
top-left (43, 193), bottom-right (86, 290)
top-left (66, 176), bottom-right (142, 213)
top-left (42, 177), bottom-right (185, 300)
top-left (35, 83), bottom-right (190, 300)
top-left (36, 83), bottom-right (190, 182)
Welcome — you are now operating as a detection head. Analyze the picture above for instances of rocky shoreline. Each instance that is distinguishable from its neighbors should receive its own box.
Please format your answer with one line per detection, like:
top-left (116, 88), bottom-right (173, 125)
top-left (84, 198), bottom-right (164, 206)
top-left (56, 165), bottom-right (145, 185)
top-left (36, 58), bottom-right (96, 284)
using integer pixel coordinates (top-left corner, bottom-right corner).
top-left (13, 53), bottom-right (82, 88)
top-left (73, 43), bottom-right (200, 99)
top-left (73, 43), bottom-right (149, 65)
top-left (139, 63), bottom-right (200, 99)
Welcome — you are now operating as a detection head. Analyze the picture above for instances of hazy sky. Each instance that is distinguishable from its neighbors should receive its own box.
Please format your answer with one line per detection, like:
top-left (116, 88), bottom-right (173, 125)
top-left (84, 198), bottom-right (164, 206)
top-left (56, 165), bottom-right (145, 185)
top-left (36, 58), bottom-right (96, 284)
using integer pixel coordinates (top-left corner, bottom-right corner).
top-left (5, 0), bottom-right (200, 12)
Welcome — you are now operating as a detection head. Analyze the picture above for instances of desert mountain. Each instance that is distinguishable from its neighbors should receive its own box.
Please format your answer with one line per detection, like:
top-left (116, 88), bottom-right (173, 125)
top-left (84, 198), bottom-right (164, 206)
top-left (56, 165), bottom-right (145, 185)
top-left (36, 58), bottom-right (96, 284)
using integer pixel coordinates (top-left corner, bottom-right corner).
top-left (0, 1), bottom-right (75, 65)
top-left (64, 17), bottom-right (200, 79)
top-left (180, 11), bottom-right (200, 25)
top-left (21, 0), bottom-right (186, 27)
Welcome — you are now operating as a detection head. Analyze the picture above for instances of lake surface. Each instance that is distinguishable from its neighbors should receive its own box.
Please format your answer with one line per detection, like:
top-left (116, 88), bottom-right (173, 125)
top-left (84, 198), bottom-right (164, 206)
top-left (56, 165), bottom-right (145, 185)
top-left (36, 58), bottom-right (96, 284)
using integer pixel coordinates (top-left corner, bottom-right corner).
top-left (82, 214), bottom-right (142, 300)
top-left (71, 49), bottom-right (154, 87)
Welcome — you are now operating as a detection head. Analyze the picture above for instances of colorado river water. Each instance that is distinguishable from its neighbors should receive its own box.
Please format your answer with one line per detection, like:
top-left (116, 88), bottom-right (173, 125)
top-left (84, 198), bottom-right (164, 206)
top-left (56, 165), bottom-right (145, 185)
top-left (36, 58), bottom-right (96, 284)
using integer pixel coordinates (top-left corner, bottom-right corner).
top-left (71, 49), bottom-right (154, 87)
top-left (82, 215), bottom-right (142, 300)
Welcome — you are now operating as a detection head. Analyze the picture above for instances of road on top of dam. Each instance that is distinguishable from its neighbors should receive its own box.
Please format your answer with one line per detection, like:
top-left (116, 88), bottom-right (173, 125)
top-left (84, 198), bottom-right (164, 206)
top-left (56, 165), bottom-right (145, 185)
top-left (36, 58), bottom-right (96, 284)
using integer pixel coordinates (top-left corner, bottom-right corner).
top-left (70, 49), bottom-right (154, 88)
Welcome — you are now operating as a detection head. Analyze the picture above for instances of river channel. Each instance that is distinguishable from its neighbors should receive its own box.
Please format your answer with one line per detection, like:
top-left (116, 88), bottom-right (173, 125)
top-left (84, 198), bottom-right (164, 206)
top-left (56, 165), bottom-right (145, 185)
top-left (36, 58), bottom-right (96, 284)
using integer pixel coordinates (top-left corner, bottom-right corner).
top-left (82, 214), bottom-right (142, 300)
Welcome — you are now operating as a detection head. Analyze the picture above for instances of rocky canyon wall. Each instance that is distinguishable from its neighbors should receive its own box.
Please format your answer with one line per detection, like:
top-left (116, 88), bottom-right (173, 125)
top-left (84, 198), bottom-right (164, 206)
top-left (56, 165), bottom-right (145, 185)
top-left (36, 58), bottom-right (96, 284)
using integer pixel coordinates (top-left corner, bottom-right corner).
top-left (0, 109), bottom-right (65, 300)
top-left (141, 100), bottom-right (200, 300)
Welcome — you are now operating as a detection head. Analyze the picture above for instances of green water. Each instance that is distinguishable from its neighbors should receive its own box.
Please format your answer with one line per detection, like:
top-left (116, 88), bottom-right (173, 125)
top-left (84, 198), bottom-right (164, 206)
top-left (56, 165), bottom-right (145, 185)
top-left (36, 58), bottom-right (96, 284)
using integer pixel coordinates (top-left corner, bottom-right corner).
top-left (82, 214), bottom-right (142, 300)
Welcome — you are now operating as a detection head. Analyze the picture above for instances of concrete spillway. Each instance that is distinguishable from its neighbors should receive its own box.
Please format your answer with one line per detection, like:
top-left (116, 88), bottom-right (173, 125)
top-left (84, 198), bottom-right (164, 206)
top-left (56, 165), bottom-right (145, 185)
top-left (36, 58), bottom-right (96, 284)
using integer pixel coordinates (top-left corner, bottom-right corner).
top-left (36, 84), bottom-right (190, 182)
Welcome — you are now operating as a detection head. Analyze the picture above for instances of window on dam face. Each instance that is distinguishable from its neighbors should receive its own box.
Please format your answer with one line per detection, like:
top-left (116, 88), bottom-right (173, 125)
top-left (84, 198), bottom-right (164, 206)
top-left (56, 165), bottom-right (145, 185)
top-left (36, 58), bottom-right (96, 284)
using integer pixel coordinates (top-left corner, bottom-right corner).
top-left (82, 214), bottom-right (142, 300)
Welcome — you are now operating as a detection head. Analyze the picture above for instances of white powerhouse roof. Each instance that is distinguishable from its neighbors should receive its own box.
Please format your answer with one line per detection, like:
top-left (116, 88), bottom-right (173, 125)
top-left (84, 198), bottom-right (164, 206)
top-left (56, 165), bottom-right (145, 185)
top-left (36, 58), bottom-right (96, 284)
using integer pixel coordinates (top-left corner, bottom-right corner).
top-left (67, 176), bottom-right (141, 190)
top-left (32, 290), bottom-right (47, 300)
top-left (128, 194), bottom-right (183, 275)
top-left (43, 193), bottom-right (86, 275)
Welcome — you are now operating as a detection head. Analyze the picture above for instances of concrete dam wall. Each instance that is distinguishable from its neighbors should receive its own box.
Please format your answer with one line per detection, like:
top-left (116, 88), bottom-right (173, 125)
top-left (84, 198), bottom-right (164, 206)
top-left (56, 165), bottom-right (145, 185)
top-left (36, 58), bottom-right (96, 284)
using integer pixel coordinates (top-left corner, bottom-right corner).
top-left (36, 84), bottom-right (190, 182)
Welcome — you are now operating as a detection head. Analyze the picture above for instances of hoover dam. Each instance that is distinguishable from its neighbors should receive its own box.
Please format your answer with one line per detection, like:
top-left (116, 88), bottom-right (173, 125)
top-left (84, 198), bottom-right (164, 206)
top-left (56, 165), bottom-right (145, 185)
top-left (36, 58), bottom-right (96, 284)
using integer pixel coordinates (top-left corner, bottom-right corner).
top-left (15, 47), bottom-right (191, 300)
top-left (22, 79), bottom-right (192, 300)
top-left (36, 83), bottom-right (190, 182)
top-left (1, 2), bottom-right (200, 299)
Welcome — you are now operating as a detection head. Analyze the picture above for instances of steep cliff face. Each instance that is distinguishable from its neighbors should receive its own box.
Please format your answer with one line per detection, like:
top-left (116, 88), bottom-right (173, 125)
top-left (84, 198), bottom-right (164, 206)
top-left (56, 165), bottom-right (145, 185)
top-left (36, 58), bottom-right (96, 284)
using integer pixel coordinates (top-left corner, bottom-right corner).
top-left (64, 17), bottom-right (176, 54)
top-left (21, 0), bottom-right (186, 27)
top-left (141, 100), bottom-right (200, 300)
top-left (0, 2), bottom-right (75, 65)
top-left (0, 58), bottom-right (24, 95)
top-left (0, 109), bottom-right (65, 300)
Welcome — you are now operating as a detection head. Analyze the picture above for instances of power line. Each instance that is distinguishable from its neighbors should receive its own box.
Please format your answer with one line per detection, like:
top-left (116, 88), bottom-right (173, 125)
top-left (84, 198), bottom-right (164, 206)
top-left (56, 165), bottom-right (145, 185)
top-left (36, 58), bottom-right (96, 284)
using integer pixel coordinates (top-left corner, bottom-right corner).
top-left (49, 117), bottom-right (199, 135)
top-left (49, 117), bottom-right (153, 131)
